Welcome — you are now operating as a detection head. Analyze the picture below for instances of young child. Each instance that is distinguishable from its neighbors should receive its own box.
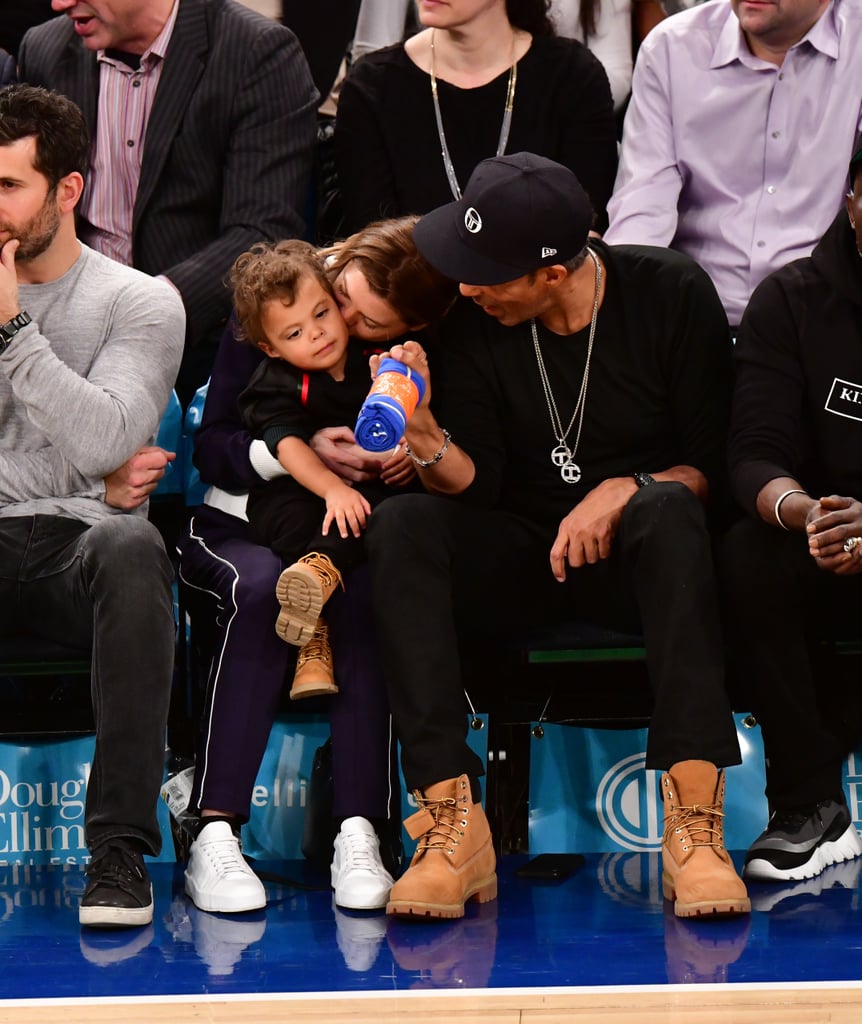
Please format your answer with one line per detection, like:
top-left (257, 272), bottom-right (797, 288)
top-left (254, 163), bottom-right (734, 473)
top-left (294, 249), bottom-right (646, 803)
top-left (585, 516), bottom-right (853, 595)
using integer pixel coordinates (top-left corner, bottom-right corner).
top-left (233, 240), bottom-right (417, 700)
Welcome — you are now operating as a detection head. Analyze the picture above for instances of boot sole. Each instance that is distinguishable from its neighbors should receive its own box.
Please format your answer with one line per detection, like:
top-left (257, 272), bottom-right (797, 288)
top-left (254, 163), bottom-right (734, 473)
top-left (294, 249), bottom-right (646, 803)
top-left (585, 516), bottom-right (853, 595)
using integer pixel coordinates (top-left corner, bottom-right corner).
top-left (275, 569), bottom-right (324, 646)
top-left (385, 874), bottom-right (498, 919)
top-left (290, 681), bottom-right (339, 700)
top-left (662, 873), bottom-right (750, 917)
top-left (670, 895), bottom-right (751, 918)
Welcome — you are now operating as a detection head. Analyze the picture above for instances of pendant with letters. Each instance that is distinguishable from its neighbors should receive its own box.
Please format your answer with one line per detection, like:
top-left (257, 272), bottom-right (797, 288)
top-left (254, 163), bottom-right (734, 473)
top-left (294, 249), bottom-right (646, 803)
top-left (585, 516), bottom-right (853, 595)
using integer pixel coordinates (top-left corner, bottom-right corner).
top-left (560, 461), bottom-right (581, 484)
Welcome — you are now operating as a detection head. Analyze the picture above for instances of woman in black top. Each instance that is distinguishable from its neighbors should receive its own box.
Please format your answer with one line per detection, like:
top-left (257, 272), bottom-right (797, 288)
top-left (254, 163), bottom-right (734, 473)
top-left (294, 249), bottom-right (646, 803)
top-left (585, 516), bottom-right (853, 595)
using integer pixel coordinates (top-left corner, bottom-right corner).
top-left (335, 0), bottom-right (617, 234)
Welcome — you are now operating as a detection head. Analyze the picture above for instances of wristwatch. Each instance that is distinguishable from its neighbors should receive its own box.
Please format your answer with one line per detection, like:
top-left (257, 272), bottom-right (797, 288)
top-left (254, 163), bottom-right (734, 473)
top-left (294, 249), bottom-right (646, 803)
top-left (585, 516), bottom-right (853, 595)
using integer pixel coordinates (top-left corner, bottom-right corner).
top-left (633, 472), bottom-right (656, 488)
top-left (0, 312), bottom-right (31, 353)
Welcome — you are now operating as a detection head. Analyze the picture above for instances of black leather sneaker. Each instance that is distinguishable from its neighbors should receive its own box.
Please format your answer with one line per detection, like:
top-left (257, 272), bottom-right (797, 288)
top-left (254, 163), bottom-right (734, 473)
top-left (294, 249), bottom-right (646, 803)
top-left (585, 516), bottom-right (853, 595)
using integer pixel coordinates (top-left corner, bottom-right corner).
top-left (79, 841), bottom-right (154, 928)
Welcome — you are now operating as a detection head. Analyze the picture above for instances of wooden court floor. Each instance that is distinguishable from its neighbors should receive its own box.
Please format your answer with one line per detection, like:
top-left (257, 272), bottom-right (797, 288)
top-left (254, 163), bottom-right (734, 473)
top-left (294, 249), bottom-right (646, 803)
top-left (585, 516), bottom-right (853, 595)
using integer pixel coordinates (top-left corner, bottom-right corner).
top-left (3, 986), bottom-right (862, 1023)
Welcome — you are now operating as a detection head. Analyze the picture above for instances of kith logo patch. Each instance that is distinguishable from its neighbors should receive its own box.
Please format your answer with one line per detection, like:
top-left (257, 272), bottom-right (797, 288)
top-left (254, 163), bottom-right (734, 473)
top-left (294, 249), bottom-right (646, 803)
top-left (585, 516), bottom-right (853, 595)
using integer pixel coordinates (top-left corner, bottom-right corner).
top-left (825, 378), bottom-right (862, 422)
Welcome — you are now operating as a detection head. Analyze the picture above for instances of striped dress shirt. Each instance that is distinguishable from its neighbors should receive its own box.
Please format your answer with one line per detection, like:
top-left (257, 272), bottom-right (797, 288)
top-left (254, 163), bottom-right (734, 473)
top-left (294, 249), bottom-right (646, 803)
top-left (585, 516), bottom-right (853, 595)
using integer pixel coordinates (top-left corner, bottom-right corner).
top-left (81, 3), bottom-right (179, 266)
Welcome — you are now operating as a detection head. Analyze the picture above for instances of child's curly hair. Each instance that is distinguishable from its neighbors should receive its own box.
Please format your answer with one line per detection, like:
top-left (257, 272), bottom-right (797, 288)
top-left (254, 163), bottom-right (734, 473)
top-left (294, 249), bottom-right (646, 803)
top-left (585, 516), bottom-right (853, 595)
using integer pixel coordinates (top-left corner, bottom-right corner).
top-left (230, 239), bottom-right (334, 349)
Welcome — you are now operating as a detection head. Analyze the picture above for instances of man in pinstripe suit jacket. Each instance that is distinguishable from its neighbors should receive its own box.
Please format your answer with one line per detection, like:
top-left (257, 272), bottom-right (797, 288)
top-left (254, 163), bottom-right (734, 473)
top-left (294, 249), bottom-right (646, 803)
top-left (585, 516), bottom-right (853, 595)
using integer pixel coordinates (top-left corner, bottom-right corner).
top-left (18, 0), bottom-right (319, 403)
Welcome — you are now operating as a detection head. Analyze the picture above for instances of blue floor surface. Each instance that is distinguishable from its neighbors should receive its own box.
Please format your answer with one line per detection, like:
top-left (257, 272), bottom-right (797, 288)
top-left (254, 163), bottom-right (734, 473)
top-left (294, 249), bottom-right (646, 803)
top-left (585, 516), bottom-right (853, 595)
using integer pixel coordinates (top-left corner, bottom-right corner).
top-left (0, 851), bottom-right (860, 999)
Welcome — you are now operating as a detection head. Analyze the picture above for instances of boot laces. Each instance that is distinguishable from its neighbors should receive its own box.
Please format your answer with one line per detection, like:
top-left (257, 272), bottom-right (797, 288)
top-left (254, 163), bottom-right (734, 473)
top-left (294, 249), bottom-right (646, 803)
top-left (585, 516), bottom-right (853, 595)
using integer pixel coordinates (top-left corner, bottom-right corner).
top-left (301, 552), bottom-right (344, 590)
top-left (416, 795), bottom-right (468, 854)
top-left (665, 802), bottom-right (725, 851)
top-left (297, 624), bottom-right (331, 666)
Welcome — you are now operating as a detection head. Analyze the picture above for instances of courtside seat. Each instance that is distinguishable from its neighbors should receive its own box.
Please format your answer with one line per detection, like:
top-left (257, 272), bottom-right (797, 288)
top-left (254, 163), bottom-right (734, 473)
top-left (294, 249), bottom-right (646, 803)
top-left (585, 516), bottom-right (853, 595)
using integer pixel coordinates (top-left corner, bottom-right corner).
top-left (153, 389), bottom-right (184, 500)
top-left (182, 380), bottom-right (209, 508)
top-left (522, 621), bottom-right (645, 666)
top-left (0, 635), bottom-right (92, 737)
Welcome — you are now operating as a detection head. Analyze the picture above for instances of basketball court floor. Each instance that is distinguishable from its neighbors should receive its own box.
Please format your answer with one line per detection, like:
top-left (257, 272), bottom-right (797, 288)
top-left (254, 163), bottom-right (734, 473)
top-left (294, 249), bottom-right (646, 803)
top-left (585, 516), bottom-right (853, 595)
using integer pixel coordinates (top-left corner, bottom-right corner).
top-left (1, 849), bottom-right (860, 1022)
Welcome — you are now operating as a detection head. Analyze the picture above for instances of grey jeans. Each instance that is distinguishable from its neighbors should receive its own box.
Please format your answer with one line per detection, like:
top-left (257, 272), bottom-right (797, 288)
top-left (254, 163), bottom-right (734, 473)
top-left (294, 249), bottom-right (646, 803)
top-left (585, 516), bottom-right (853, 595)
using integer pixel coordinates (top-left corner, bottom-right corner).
top-left (0, 514), bottom-right (175, 855)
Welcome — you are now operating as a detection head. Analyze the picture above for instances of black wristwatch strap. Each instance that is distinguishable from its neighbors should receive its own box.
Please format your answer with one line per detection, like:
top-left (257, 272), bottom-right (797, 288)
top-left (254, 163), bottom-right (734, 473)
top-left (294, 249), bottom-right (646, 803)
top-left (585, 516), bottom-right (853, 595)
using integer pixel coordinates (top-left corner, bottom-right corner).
top-left (633, 471), bottom-right (656, 488)
top-left (0, 311), bottom-right (32, 352)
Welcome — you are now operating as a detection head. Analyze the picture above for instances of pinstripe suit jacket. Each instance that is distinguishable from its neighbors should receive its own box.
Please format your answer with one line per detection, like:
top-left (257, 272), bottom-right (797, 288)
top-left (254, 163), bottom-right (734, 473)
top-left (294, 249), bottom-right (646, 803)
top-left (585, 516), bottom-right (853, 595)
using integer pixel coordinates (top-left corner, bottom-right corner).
top-left (19, 0), bottom-right (319, 369)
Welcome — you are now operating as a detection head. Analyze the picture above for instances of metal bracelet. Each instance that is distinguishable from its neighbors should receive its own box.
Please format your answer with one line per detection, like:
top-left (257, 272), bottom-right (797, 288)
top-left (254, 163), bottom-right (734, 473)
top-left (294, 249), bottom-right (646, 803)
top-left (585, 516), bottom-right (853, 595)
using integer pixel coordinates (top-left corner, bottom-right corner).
top-left (405, 429), bottom-right (451, 469)
top-left (773, 488), bottom-right (806, 531)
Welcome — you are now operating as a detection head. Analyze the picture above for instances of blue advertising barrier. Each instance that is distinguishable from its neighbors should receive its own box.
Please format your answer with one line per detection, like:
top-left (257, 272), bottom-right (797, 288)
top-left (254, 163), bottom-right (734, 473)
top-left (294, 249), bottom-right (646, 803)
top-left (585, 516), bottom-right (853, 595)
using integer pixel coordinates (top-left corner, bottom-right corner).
top-left (528, 713), bottom-right (770, 854)
top-left (0, 735), bottom-right (175, 866)
top-left (31, 710), bottom-right (862, 867)
top-left (242, 715), bottom-right (331, 861)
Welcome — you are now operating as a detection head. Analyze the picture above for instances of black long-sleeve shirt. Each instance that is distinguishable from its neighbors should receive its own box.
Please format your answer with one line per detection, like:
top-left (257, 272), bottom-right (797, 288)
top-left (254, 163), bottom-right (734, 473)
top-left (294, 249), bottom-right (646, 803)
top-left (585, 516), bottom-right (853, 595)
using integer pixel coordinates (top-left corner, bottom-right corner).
top-left (435, 241), bottom-right (732, 532)
top-left (335, 35), bottom-right (617, 234)
top-left (729, 210), bottom-right (862, 516)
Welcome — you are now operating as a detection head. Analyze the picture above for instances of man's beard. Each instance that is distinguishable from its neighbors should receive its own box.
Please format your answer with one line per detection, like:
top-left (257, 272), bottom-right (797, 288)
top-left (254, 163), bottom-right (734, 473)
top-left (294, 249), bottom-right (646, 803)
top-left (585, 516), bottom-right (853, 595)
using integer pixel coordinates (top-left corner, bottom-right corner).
top-left (0, 194), bottom-right (61, 262)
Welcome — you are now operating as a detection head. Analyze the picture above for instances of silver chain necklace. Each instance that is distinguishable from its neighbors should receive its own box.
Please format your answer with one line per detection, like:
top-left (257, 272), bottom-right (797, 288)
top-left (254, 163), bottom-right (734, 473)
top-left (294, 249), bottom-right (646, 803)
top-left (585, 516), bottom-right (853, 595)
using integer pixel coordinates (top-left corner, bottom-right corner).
top-left (531, 248), bottom-right (602, 484)
top-left (429, 29), bottom-right (518, 201)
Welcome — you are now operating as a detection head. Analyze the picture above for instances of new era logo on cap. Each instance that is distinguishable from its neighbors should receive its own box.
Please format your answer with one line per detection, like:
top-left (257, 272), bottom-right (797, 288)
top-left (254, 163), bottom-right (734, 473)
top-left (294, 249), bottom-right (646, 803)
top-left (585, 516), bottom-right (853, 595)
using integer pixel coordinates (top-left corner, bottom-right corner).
top-left (541, 247), bottom-right (557, 258)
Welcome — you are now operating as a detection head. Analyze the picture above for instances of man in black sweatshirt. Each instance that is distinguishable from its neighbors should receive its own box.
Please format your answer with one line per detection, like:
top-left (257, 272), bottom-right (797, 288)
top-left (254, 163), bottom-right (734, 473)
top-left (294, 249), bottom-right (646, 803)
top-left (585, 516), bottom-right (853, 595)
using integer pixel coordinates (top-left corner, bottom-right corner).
top-left (722, 145), bottom-right (862, 889)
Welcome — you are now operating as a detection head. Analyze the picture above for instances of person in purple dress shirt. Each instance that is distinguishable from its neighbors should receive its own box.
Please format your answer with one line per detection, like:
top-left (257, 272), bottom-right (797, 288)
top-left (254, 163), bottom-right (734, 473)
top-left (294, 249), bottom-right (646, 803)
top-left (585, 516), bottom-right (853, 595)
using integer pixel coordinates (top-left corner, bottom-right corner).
top-left (605, 0), bottom-right (862, 328)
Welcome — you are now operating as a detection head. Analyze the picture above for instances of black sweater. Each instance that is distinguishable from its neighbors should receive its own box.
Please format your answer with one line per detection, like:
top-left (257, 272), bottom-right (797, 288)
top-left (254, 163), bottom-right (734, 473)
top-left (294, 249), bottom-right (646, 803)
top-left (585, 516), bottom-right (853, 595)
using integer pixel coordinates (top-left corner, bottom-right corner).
top-left (729, 209), bottom-right (862, 516)
top-left (335, 35), bottom-right (617, 234)
top-left (435, 241), bottom-right (732, 532)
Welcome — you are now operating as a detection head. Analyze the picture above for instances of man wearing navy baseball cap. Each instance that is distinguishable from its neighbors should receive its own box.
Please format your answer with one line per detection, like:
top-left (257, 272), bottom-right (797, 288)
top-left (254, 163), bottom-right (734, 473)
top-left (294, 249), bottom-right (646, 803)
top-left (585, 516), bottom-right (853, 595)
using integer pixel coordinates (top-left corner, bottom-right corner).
top-left (413, 151), bottom-right (595, 290)
top-left (366, 153), bottom-right (749, 922)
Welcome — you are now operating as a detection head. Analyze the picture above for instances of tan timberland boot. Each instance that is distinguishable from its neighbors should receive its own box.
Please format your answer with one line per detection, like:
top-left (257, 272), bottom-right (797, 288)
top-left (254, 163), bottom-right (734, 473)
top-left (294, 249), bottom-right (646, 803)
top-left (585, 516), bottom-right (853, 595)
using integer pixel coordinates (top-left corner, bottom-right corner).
top-left (386, 775), bottom-right (497, 920)
top-left (275, 551), bottom-right (343, 646)
top-left (661, 760), bottom-right (750, 918)
top-left (289, 620), bottom-right (339, 700)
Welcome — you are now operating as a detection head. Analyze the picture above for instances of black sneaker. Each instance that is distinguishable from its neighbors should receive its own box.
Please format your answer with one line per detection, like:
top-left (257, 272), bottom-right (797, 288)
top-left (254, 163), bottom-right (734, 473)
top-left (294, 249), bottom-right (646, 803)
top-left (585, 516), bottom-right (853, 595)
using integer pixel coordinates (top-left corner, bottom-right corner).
top-left (743, 799), bottom-right (862, 882)
top-left (79, 841), bottom-right (154, 928)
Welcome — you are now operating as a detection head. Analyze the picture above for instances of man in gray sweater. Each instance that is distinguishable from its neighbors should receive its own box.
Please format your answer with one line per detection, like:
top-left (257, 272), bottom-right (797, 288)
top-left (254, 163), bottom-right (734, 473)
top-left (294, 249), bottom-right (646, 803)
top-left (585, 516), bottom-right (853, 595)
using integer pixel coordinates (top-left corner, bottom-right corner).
top-left (0, 85), bottom-right (185, 927)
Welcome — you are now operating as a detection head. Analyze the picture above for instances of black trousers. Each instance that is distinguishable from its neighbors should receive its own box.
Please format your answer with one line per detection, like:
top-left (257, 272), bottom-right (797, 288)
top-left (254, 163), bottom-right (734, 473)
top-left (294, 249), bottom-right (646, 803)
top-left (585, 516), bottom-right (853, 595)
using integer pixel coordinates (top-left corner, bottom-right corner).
top-left (246, 476), bottom-right (394, 573)
top-left (719, 516), bottom-right (862, 810)
top-left (366, 483), bottom-right (740, 792)
top-left (0, 515), bottom-right (175, 854)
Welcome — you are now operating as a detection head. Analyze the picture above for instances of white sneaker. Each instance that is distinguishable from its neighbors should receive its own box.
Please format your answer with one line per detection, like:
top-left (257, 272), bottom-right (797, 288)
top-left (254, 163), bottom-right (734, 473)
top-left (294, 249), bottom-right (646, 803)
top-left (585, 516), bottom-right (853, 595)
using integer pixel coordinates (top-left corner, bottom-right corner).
top-left (184, 820), bottom-right (267, 913)
top-left (331, 817), bottom-right (394, 910)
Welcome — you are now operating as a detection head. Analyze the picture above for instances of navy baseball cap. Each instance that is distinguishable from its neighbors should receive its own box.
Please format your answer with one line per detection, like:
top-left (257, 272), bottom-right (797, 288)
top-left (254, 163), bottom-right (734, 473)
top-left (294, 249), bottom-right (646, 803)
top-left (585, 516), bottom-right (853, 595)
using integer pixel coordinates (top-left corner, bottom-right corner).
top-left (413, 152), bottom-right (594, 286)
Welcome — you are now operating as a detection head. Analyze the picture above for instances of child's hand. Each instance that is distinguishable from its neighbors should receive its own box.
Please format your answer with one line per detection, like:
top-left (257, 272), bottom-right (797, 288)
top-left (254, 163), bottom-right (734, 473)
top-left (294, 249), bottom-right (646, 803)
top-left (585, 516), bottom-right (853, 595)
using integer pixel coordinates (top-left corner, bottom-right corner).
top-left (380, 444), bottom-right (416, 488)
top-left (322, 482), bottom-right (372, 538)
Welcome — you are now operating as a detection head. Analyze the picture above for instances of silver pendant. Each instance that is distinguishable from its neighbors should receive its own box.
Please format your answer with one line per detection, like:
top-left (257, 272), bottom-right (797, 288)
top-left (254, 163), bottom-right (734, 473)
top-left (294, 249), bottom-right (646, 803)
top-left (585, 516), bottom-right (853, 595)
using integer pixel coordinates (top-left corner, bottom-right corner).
top-left (551, 444), bottom-right (572, 467)
top-left (560, 461), bottom-right (581, 484)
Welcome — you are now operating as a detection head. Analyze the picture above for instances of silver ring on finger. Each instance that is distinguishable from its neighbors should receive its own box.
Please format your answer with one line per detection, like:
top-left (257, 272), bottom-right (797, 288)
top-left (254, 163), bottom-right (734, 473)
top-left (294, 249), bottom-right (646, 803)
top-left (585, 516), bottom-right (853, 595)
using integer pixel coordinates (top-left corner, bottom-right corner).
top-left (843, 535), bottom-right (862, 553)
